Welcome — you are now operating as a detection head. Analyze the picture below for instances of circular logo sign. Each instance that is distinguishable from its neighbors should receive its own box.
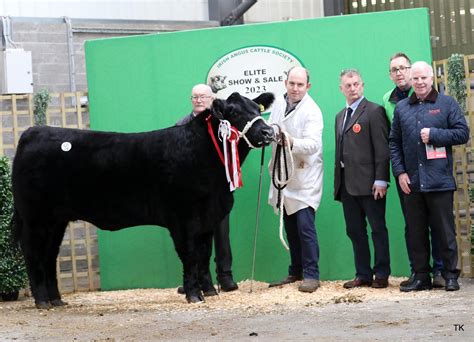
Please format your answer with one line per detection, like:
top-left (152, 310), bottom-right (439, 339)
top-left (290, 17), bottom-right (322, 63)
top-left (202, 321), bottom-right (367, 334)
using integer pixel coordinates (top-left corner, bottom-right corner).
top-left (207, 46), bottom-right (303, 99)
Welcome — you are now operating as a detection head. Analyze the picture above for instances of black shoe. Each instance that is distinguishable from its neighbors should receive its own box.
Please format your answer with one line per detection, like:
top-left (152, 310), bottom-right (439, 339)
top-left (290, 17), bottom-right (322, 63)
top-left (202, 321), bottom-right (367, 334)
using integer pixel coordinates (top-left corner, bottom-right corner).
top-left (177, 285), bottom-right (218, 296)
top-left (400, 279), bottom-right (432, 292)
top-left (218, 276), bottom-right (238, 292)
top-left (400, 272), bottom-right (415, 287)
top-left (445, 278), bottom-right (460, 291)
top-left (269, 274), bottom-right (303, 287)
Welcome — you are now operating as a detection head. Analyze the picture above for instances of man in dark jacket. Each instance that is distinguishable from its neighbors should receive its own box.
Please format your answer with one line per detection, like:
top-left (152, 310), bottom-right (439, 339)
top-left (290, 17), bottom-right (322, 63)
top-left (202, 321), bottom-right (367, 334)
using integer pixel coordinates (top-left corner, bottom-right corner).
top-left (334, 69), bottom-right (391, 289)
top-left (389, 61), bottom-right (470, 292)
top-left (383, 52), bottom-right (444, 288)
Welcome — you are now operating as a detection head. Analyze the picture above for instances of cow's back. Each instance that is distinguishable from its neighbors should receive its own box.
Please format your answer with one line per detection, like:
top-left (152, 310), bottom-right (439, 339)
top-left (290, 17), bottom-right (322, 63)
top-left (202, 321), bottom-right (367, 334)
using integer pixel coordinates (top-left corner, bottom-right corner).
top-left (12, 125), bottom-right (231, 230)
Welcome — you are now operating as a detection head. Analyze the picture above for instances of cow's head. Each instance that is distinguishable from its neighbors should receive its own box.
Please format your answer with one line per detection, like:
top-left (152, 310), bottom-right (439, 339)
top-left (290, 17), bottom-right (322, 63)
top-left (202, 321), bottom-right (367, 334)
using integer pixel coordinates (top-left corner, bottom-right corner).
top-left (210, 92), bottom-right (275, 147)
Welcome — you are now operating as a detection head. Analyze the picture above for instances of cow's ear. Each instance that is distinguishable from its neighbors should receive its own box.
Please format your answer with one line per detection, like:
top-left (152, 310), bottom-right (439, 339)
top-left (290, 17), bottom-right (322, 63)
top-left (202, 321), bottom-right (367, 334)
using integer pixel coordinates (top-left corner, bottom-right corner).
top-left (253, 92), bottom-right (275, 112)
top-left (227, 92), bottom-right (241, 101)
top-left (211, 99), bottom-right (226, 120)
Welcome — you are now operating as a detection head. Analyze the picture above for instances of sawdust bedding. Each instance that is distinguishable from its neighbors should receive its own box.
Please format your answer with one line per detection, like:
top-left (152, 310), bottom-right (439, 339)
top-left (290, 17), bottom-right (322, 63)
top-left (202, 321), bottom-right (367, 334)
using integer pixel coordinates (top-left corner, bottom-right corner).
top-left (2, 277), bottom-right (446, 315)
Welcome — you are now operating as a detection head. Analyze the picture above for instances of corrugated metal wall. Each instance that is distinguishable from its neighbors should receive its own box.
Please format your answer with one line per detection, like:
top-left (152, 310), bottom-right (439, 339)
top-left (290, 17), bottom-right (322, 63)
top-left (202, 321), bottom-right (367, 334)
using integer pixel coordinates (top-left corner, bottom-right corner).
top-left (346, 0), bottom-right (474, 60)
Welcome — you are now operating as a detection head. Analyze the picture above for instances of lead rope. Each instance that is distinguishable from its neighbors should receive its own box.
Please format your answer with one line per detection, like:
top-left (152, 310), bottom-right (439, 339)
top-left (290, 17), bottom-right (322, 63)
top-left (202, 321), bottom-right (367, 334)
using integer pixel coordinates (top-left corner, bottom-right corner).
top-left (271, 124), bottom-right (295, 251)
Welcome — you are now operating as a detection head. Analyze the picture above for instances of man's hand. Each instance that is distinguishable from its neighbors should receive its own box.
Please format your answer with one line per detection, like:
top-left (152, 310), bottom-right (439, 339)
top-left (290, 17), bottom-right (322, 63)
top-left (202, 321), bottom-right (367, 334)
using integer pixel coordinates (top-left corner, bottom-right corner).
top-left (372, 184), bottom-right (387, 200)
top-left (398, 173), bottom-right (411, 194)
top-left (278, 131), bottom-right (293, 148)
top-left (420, 128), bottom-right (430, 144)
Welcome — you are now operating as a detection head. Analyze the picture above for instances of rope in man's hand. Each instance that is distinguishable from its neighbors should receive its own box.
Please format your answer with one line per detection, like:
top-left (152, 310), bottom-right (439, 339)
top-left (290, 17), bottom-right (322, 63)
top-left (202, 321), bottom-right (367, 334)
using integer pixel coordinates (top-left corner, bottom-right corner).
top-left (270, 124), bottom-right (295, 250)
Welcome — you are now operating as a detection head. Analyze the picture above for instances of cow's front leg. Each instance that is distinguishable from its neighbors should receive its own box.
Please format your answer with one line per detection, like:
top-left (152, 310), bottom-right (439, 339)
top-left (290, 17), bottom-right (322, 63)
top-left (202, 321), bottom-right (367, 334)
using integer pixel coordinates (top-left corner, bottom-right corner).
top-left (183, 260), bottom-right (204, 303)
top-left (197, 231), bottom-right (217, 296)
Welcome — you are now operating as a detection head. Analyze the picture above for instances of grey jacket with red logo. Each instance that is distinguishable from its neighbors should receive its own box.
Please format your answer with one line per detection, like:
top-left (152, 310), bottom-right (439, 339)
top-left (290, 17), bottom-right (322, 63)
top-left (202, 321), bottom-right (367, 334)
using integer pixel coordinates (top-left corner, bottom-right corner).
top-left (389, 88), bottom-right (469, 192)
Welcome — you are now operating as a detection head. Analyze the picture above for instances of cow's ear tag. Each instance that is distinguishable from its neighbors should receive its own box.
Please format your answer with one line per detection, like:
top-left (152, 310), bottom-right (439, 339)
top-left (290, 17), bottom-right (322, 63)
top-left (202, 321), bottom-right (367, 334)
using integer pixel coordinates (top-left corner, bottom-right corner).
top-left (61, 142), bottom-right (72, 152)
top-left (259, 104), bottom-right (265, 113)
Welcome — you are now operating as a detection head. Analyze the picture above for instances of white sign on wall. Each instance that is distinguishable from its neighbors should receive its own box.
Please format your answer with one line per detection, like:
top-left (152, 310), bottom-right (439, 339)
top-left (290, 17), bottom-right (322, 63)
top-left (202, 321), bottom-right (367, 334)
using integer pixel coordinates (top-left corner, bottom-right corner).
top-left (206, 45), bottom-right (303, 99)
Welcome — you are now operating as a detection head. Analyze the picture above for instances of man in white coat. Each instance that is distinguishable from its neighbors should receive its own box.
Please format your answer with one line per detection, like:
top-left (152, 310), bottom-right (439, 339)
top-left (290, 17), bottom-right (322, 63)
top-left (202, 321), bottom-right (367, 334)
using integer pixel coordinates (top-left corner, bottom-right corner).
top-left (268, 66), bottom-right (324, 293)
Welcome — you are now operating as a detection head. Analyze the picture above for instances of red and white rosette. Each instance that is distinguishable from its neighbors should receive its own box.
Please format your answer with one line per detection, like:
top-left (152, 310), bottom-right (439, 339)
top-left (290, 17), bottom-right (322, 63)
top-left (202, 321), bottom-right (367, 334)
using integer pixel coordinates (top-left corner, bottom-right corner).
top-left (219, 120), bottom-right (243, 191)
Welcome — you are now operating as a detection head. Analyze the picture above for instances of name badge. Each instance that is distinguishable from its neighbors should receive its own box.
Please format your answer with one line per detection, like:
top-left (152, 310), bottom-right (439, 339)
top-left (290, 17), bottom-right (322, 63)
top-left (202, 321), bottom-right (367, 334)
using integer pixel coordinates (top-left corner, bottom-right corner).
top-left (352, 123), bottom-right (361, 133)
top-left (425, 144), bottom-right (447, 159)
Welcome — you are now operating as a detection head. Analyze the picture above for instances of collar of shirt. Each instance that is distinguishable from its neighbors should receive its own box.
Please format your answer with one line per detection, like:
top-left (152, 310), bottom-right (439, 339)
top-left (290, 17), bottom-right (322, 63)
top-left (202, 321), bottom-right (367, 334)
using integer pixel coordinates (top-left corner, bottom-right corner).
top-left (408, 87), bottom-right (438, 105)
top-left (346, 96), bottom-right (364, 113)
top-left (389, 86), bottom-right (411, 104)
top-left (284, 93), bottom-right (302, 116)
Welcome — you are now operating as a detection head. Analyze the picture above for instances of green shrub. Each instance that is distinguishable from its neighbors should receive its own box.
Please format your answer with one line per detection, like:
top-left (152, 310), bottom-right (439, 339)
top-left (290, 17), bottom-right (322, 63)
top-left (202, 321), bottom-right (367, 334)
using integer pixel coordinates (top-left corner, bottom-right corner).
top-left (0, 156), bottom-right (28, 294)
top-left (447, 54), bottom-right (467, 112)
top-left (33, 89), bottom-right (51, 126)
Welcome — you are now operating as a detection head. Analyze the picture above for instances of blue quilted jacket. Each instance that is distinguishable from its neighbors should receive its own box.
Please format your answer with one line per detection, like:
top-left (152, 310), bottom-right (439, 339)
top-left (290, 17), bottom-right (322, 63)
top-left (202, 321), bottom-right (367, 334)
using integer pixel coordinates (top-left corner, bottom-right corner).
top-left (389, 89), bottom-right (470, 192)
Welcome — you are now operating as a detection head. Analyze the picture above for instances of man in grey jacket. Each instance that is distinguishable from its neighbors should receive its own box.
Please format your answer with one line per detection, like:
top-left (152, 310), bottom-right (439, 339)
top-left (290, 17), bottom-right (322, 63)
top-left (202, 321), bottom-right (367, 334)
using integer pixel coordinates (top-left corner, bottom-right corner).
top-left (334, 69), bottom-right (391, 290)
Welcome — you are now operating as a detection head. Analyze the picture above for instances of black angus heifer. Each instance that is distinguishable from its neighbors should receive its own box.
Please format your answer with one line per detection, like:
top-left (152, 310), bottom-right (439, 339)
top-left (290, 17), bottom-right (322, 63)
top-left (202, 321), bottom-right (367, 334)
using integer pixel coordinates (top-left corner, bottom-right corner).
top-left (12, 92), bottom-right (275, 309)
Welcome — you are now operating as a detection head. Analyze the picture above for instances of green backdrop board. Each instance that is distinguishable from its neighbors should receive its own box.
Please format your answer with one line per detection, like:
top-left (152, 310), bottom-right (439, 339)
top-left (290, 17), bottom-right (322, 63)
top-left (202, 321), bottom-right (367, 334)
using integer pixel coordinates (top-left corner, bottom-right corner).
top-left (85, 9), bottom-right (432, 290)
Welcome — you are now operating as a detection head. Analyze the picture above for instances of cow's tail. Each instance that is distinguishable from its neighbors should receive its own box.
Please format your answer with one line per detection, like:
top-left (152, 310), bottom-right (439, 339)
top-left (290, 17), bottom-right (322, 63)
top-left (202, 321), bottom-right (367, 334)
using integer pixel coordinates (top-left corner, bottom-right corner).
top-left (10, 206), bottom-right (22, 247)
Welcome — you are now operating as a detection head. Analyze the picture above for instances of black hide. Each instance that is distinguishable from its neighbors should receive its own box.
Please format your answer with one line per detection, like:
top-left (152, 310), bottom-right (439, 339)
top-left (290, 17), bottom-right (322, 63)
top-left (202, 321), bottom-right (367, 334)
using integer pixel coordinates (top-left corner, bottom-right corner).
top-left (11, 92), bottom-right (274, 307)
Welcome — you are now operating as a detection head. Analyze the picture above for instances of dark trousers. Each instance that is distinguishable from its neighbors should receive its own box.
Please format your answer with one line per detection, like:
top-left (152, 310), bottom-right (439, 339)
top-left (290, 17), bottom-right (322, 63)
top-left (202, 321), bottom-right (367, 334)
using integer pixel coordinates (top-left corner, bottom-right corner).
top-left (284, 206), bottom-right (320, 280)
top-left (341, 180), bottom-right (391, 280)
top-left (214, 214), bottom-right (233, 278)
top-left (395, 181), bottom-right (443, 273)
top-left (403, 191), bottom-right (459, 280)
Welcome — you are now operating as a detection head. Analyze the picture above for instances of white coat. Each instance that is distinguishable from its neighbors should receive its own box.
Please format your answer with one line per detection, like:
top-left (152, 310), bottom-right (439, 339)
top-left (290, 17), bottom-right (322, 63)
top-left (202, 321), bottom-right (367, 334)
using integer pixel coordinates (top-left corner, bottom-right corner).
top-left (268, 93), bottom-right (324, 215)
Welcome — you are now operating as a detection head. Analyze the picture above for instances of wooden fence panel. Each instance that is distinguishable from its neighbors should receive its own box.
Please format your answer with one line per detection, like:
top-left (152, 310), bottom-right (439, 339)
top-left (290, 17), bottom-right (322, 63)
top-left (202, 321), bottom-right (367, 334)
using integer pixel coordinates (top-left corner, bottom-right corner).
top-left (0, 92), bottom-right (99, 293)
top-left (433, 55), bottom-right (474, 277)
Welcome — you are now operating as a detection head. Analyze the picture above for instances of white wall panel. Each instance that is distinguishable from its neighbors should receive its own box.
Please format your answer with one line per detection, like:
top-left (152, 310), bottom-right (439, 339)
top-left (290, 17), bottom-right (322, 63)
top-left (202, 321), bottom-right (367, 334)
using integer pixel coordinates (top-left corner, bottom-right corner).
top-left (0, 0), bottom-right (210, 21)
top-left (244, 0), bottom-right (324, 22)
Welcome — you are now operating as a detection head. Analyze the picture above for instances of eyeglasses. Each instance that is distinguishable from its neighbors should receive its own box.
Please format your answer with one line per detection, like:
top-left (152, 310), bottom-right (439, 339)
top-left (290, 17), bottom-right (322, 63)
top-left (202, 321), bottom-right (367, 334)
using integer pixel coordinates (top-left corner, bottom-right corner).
top-left (191, 95), bottom-right (211, 101)
top-left (390, 66), bottom-right (411, 74)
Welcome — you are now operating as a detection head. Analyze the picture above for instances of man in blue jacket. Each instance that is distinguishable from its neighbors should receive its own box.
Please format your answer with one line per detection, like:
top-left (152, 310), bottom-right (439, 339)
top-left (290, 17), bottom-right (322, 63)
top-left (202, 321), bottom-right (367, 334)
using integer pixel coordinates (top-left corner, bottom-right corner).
top-left (389, 61), bottom-right (470, 292)
top-left (383, 52), bottom-right (444, 288)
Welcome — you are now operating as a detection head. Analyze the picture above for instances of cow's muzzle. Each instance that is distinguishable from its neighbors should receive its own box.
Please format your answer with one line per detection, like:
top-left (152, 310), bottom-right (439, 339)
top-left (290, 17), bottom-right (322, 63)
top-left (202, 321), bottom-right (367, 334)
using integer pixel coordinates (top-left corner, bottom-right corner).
top-left (261, 125), bottom-right (276, 145)
top-left (240, 116), bottom-right (275, 148)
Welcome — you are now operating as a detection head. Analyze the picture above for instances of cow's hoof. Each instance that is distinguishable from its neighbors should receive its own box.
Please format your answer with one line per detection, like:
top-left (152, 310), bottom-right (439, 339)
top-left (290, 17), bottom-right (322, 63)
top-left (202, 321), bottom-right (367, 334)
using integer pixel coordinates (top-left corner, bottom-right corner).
top-left (50, 299), bottom-right (68, 307)
top-left (35, 301), bottom-right (52, 310)
top-left (202, 286), bottom-right (218, 297)
top-left (186, 294), bottom-right (205, 304)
